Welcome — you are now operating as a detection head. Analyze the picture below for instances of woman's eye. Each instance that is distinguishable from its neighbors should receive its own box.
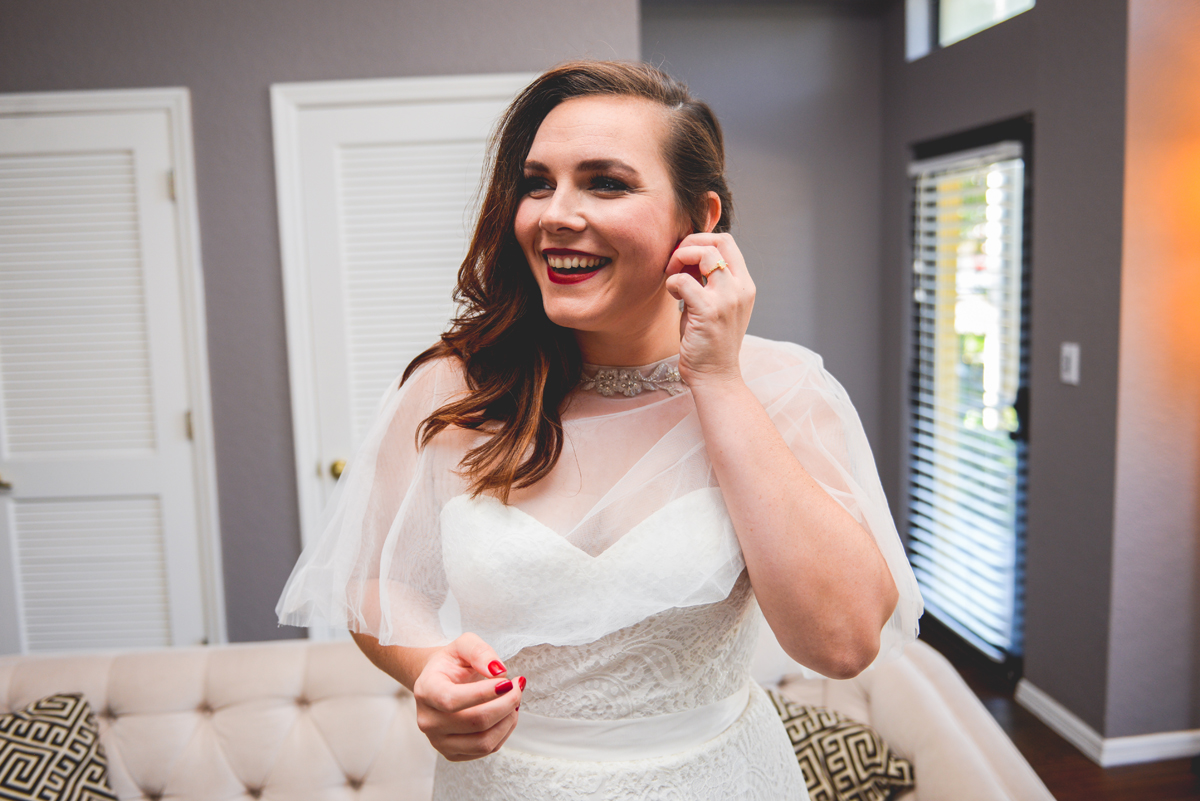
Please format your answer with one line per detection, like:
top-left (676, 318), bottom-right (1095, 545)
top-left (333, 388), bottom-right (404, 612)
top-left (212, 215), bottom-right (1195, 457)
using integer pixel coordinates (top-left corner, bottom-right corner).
top-left (591, 176), bottom-right (630, 193)
top-left (520, 176), bottom-right (552, 196)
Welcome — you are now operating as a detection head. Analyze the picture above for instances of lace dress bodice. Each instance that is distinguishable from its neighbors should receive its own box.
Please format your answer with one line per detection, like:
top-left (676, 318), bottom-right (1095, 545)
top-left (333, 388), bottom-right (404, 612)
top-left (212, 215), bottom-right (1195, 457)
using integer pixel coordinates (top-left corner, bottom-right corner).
top-left (431, 477), bottom-right (806, 799)
top-left (508, 573), bottom-right (757, 720)
top-left (433, 573), bottom-right (806, 801)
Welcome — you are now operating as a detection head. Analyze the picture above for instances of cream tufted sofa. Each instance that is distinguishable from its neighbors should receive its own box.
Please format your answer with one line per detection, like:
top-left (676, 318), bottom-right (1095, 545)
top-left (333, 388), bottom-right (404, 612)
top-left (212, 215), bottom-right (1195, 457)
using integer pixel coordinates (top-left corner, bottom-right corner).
top-left (0, 638), bottom-right (1051, 801)
top-left (0, 640), bottom-right (438, 801)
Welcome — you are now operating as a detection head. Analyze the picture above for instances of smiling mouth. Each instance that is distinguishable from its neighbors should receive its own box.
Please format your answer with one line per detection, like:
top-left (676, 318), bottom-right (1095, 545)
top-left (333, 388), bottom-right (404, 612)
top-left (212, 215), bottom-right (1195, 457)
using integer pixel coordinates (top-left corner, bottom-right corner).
top-left (545, 254), bottom-right (611, 275)
top-left (542, 252), bottom-right (611, 284)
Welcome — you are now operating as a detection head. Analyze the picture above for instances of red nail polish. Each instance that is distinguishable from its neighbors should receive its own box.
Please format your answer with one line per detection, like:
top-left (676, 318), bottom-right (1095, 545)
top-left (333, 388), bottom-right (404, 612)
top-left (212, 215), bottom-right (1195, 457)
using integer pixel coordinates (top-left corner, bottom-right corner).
top-left (495, 680), bottom-right (513, 695)
top-left (518, 676), bottom-right (526, 691)
top-left (516, 705), bottom-right (520, 711)
top-left (488, 660), bottom-right (505, 677)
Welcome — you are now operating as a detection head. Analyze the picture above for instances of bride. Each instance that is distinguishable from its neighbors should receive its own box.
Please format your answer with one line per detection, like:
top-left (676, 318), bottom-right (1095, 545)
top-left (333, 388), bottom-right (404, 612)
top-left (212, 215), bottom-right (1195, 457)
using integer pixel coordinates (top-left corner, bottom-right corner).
top-left (278, 61), bottom-right (921, 799)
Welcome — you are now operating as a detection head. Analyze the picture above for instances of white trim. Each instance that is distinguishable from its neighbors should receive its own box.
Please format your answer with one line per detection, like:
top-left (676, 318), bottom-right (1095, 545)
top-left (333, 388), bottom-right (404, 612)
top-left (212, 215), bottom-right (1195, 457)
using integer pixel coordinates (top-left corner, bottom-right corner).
top-left (163, 90), bottom-right (227, 647)
top-left (905, 0), bottom-right (932, 62)
top-left (0, 87), bottom-right (203, 116)
top-left (273, 73), bottom-right (536, 110)
top-left (270, 72), bottom-right (535, 552)
top-left (0, 87), bottom-right (226, 646)
top-left (1103, 729), bottom-right (1200, 767)
top-left (908, 140), bottom-right (1023, 176)
top-left (1016, 679), bottom-right (1200, 766)
top-left (1015, 680), bottom-right (1105, 762)
top-left (270, 82), bottom-right (323, 553)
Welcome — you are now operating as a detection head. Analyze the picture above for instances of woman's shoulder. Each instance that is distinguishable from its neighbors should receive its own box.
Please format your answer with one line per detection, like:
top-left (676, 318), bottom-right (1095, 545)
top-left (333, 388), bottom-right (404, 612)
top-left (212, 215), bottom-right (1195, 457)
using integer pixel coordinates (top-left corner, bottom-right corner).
top-left (377, 352), bottom-right (470, 420)
top-left (738, 335), bottom-right (855, 407)
top-left (402, 352), bottom-right (468, 391)
top-left (739, 335), bottom-right (826, 377)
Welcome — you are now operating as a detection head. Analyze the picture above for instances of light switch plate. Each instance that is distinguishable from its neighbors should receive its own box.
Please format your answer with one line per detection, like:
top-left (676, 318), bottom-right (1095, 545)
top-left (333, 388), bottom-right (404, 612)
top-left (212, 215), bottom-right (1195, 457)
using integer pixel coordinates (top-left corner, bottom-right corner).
top-left (1060, 342), bottom-right (1081, 385)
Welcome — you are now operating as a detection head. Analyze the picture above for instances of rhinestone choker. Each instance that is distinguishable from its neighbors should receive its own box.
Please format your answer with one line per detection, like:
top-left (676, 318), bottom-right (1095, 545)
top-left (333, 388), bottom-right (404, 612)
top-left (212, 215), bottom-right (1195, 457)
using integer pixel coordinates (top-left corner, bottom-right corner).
top-left (578, 360), bottom-right (687, 398)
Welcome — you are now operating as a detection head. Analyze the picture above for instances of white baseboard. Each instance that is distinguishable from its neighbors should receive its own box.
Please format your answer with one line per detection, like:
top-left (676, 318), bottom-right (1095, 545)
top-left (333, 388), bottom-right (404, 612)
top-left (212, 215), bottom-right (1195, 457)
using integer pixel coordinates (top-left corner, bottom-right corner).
top-left (1016, 679), bottom-right (1200, 767)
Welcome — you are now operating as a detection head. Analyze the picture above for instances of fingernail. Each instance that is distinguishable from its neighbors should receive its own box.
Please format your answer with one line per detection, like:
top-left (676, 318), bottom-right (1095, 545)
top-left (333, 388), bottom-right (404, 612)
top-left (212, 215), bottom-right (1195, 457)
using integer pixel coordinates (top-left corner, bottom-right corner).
top-left (518, 676), bottom-right (527, 691)
top-left (495, 680), bottom-right (513, 695)
top-left (488, 660), bottom-right (505, 676)
top-left (516, 705), bottom-right (520, 711)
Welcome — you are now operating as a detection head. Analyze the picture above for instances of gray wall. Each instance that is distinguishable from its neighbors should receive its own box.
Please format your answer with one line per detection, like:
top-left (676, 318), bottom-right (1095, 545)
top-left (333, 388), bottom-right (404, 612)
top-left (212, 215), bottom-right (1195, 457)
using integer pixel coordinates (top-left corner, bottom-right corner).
top-left (1109, 0), bottom-right (1200, 737)
top-left (642, 3), bottom-right (885, 445)
top-left (0, 0), bottom-right (641, 642)
top-left (879, 0), bottom-right (1127, 736)
top-left (881, 0), bottom-right (1200, 738)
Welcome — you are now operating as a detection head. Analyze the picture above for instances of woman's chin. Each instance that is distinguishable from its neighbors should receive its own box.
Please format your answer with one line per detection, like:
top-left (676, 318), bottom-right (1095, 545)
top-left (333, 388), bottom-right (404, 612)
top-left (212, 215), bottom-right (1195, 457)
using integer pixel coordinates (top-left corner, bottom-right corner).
top-left (542, 306), bottom-right (603, 333)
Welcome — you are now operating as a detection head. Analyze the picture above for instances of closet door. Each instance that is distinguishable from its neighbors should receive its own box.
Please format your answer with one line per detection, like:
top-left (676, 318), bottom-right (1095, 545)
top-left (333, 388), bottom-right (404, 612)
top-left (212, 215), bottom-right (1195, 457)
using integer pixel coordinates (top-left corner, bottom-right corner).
top-left (272, 73), bottom-right (532, 551)
top-left (0, 91), bottom-right (220, 653)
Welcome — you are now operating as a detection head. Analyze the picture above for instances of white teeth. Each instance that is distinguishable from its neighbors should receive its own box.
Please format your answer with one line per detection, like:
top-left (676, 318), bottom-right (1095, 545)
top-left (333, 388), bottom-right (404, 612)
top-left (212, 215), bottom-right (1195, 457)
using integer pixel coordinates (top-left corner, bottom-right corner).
top-left (546, 255), bottom-right (607, 271)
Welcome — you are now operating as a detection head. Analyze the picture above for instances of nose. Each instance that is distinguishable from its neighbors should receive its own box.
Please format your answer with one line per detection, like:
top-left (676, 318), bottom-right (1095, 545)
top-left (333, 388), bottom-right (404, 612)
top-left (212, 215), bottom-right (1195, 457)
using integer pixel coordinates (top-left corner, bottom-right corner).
top-left (539, 185), bottom-right (586, 233)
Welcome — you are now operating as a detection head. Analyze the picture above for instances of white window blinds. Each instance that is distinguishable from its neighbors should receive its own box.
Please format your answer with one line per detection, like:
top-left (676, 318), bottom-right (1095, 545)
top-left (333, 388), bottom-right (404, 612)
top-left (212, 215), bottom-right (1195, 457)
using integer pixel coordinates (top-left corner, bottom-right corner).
top-left (907, 142), bottom-right (1027, 660)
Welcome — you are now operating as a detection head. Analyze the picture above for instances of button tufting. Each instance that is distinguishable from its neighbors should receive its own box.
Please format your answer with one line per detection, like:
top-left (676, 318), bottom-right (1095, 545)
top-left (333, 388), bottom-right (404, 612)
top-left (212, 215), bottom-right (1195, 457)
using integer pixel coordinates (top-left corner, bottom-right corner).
top-left (196, 702), bottom-right (214, 716)
top-left (102, 707), bottom-right (117, 721)
top-left (145, 792), bottom-right (162, 801)
top-left (247, 788), bottom-right (263, 799)
top-left (346, 777), bottom-right (364, 791)
top-left (295, 696), bottom-right (310, 709)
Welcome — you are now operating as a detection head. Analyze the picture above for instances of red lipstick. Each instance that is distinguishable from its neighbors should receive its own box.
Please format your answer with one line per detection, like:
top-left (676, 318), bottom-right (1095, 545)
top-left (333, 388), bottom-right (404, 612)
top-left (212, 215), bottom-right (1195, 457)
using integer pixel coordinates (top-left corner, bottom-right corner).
top-left (543, 248), bottom-right (610, 285)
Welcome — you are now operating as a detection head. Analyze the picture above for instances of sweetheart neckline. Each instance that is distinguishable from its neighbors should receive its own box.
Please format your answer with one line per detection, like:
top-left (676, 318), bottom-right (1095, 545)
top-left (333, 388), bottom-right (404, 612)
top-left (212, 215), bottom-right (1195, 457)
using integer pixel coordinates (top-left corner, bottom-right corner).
top-left (441, 487), bottom-right (729, 561)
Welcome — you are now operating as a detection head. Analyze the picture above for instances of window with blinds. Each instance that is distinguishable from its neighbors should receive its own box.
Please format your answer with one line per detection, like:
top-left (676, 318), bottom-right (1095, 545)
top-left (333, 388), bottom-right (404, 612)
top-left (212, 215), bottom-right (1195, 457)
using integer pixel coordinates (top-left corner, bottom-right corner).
top-left (907, 141), bottom-right (1028, 661)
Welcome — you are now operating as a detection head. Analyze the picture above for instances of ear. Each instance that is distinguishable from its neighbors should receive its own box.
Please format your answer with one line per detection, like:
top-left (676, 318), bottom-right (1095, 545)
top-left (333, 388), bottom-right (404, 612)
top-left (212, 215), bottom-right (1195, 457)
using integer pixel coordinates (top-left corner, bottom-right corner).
top-left (700, 191), bottom-right (721, 233)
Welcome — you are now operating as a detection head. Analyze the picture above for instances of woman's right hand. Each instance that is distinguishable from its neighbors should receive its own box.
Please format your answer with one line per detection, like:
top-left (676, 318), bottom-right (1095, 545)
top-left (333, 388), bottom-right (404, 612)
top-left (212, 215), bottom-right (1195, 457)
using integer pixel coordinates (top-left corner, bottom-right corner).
top-left (412, 632), bottom-right (525, 762)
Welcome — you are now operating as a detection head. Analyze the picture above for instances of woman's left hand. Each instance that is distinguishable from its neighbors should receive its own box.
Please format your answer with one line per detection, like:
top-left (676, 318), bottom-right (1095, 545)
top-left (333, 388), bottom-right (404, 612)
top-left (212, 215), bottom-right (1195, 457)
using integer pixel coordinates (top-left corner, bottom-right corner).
top-left (664, 232), bottom-right (755, 387)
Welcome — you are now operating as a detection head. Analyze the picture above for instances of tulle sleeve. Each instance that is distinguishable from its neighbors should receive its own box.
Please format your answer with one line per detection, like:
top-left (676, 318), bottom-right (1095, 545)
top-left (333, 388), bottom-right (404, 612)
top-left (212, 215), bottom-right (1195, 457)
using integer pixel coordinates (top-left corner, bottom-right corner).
top-left (743, 337), bottom-right (924, 678)
top-left (275, 357), bottom-right (469, 647)
top-left (278, 337), bottom-right (922, 669)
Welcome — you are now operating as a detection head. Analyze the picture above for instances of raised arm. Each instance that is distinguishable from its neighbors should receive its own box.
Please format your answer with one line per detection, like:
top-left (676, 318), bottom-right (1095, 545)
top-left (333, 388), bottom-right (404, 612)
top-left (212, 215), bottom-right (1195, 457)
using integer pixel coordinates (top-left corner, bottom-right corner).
top-left (666, 232), bottom-right (899, 679)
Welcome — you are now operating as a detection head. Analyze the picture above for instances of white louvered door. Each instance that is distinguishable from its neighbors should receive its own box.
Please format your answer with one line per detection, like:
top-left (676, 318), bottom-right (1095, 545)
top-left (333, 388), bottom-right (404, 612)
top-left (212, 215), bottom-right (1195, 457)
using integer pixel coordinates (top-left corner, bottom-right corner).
top-left (273, 74), bottom-right (532, 553)
top-left (0, 105), bottom-right (208, 653)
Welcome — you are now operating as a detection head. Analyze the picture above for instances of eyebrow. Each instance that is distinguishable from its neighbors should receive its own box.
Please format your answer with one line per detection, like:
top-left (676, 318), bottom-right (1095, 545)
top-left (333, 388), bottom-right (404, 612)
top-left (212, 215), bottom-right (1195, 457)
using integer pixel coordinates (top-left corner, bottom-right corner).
top-left (523, 158), bottom-right (642, 178)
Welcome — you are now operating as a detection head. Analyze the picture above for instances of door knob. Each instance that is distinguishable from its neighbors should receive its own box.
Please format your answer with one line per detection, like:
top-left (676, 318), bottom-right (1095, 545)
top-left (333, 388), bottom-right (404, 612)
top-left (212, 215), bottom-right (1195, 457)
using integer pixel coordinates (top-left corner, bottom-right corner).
top-left (330, 459), bottom-right (346, 479)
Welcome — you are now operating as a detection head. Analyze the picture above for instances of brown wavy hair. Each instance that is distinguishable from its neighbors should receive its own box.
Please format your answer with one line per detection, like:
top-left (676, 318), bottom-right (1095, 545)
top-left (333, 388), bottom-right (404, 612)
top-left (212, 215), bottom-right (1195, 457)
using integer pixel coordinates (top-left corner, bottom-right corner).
top-left (402, 61), bottom-right (732, 501)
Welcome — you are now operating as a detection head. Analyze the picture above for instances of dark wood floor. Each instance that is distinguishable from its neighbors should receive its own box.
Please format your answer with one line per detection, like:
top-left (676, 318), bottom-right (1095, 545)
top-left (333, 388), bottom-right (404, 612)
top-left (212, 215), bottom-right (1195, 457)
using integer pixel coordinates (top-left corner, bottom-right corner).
top-left (920, 618), bottom-right (1200, 801)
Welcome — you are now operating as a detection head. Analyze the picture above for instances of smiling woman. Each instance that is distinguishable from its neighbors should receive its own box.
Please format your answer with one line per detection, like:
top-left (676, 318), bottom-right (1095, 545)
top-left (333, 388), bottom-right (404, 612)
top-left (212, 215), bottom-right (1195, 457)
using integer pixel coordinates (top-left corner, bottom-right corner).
top-left (276, 61), bottom-right (922, 801)
top-left (516, 95), bottom-right (692, 361)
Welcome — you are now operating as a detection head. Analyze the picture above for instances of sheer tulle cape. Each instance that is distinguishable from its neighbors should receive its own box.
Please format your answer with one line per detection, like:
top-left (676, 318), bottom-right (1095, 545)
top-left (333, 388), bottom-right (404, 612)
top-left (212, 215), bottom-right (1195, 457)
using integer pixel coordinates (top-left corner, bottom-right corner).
top-left (276, 335), bottom-right (923, 672)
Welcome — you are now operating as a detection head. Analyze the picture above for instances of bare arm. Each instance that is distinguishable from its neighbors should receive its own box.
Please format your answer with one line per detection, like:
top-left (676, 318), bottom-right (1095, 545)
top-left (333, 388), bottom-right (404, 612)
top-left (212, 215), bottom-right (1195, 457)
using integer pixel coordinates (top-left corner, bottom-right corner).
top-left (689, 376), bottom-right (898, 678)
top-left (667, 231), bottom-right (898, 679)
top-left (352, 632), bottom-right (438, 689)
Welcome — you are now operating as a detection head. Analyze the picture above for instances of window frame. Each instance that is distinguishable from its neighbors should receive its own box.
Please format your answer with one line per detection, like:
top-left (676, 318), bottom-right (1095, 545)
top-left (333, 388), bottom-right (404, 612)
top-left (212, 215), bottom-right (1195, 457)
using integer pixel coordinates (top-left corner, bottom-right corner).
top-left (907, 0), bottom-right (1036, 61)
top-left (904, 115), bottom-right (1034, 667)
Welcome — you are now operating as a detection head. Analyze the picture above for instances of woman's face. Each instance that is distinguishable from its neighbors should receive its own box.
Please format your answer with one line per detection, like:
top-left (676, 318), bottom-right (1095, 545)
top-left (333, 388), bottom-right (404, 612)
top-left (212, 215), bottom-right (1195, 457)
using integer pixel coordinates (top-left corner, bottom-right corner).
top-left (514, 95), bottom-right (691, 346)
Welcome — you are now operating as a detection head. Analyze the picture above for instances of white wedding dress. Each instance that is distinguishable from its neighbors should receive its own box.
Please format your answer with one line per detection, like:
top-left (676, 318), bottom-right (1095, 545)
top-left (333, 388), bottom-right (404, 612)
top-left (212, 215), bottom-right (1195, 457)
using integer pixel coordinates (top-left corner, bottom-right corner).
top-left (277, 336), bottom-right (922, 800)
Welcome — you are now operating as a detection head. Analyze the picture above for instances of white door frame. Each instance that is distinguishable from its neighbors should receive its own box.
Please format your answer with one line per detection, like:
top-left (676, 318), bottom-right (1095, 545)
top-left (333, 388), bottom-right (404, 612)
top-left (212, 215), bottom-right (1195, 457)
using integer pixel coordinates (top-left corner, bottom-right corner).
top-left (271, 73), bottom-right (533, 551)
top-left (0, 87), bottom-right (226, 646)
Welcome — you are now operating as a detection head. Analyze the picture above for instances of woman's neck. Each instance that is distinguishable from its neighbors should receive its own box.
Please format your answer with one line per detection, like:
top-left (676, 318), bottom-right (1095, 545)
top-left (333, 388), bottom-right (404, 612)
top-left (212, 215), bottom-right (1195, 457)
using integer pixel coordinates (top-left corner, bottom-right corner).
top-left (574, 308), bottom-right (681, 367)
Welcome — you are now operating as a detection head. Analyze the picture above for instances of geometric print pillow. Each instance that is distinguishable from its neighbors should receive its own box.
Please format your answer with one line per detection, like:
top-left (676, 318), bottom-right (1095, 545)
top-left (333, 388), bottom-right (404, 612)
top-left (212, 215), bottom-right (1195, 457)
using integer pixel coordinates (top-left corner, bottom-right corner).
top-left (0, 694), bottom-right (117, 801)
top-left (767, 689), bottom-right (915, 801)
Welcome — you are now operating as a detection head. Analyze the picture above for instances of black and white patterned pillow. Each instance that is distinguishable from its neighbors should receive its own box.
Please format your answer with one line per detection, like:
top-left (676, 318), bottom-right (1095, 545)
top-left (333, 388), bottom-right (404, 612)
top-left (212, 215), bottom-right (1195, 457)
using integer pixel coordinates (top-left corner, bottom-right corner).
top-left (767, 689), bottom-right (914, 801)
top-left (0, 693), bottom-right (117, 801)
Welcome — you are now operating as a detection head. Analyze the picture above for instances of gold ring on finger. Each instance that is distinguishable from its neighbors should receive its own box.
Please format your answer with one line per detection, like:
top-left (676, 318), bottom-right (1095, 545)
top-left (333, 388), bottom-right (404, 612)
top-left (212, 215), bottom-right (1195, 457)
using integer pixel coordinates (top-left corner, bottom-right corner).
top-left (708, 260), bottom-right (728, 274)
